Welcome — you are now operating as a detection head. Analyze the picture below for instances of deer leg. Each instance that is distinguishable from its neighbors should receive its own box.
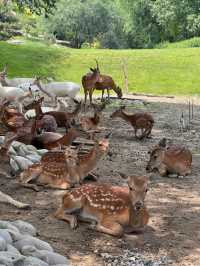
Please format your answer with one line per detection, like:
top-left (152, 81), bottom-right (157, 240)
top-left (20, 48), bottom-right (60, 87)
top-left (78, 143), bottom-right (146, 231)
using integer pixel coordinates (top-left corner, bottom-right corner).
top-left (95, 218), bottom-right (123, 237)
top-left (107, 89), bottom-right (110, 102)
top-left (0, 190), bottom-right (30, 209)
top-left (54, 206), bottom-right (78, 229)
top-left (101, 90), bottom-right (104, 102)
top-left (89, 90), bottom-right (93, 105)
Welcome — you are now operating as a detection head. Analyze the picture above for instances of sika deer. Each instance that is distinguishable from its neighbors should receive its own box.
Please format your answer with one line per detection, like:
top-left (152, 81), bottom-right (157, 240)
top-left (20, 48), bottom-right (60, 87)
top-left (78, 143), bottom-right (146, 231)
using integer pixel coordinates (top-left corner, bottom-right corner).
top-left (24, 97), bottom-right (82, 129)
top-left (110, 106), bottom-right (154, 139)
top-left (31, 125), bottom-right (90, 150)
top-left (54, 174), bottom-right (149, 237)
top-left (146, 138), bottom-right (192, 177)
top-left (80, 102), bottom-right (106, 139)
top-left (82, 59), bottom-right (101, 106)
top-left (17, 135), bottom-right (110, 190)
top-left (94, 74), bottom-right (123, 102)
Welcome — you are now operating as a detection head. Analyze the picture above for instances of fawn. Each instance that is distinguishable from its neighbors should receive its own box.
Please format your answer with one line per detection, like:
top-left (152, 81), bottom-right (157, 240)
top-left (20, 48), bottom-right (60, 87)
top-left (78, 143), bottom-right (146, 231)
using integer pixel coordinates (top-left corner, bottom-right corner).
top-left (17, 135), bottom-right (110, 191)
top-left (55, 174), bottom-right (149, 237)
top-left (110, 106), bottom-right (154, 139)
top-left (146, 138), bottom-right (192, 177)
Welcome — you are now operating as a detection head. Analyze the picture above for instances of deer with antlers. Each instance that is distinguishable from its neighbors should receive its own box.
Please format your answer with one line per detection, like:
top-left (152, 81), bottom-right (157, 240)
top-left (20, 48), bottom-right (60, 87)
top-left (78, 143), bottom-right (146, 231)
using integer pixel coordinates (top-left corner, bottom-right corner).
top-left (82, 59), bottom-right (102, 106)
top-left (146, 138), bottom-right (192, 177)
top-left (54, 174), bottom-right (149, 237)
top-left (17, 134), bottom-right (110, 191)
top-left (110, 106), bottom-right (154, 139)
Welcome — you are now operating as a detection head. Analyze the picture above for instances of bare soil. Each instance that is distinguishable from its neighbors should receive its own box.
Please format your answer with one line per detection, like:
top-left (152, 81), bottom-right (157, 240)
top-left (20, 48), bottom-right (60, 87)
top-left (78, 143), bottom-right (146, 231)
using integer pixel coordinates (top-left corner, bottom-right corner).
top-left (0, 95), bottom-right (200, 266)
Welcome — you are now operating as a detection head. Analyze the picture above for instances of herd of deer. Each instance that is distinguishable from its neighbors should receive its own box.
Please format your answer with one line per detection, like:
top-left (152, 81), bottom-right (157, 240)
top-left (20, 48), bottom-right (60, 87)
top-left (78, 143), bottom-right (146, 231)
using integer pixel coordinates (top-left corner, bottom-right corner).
top-left (0, 61), bottom-right (192, 237)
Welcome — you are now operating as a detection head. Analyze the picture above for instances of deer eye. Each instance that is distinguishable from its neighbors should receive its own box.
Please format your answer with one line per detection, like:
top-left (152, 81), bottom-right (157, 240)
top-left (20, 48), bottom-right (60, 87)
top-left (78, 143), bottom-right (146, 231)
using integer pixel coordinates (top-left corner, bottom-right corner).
top-left (129, 187), bottom-right (135, 191)
top-left (153, 155), bottom-right (157, 159)
top-left (145, 188), bottom-right (148, 193)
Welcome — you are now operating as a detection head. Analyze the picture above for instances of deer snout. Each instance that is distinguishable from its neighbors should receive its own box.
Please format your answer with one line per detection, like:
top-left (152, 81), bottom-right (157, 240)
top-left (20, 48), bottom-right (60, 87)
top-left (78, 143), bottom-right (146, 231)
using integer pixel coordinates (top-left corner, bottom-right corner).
top-left (135, 201), bottom-right (143, 211)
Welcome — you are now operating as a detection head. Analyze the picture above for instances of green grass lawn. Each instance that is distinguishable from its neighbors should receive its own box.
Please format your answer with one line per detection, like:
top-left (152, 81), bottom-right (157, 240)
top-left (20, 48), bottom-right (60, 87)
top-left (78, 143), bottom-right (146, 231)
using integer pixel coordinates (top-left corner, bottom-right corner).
top-left (1, 39), bottom-right (200, 95)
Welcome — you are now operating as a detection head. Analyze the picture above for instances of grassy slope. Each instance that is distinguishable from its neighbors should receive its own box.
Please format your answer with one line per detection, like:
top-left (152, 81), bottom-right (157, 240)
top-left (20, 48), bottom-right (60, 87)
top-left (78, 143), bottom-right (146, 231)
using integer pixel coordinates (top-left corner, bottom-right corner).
top-left (1, 39), bottom-right (200, 95)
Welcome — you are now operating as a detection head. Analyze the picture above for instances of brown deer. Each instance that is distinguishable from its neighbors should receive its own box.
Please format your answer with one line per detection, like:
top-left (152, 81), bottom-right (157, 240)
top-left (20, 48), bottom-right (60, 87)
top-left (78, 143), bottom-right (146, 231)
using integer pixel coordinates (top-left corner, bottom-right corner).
top-left (17, 135), bottom-right (110, 191)
top-left (146, 138), bottom-right (192, 177)
top-left (54, 174), bottom-right (149, 237)
top-left (82, 60), bottom-right (101, 106)
top-left (94, 75), bottom-right (122, 102)
top-left (79, 102), bottom-right (106, 139)
top-left (24, 97), bottom-right (82, 129)
top-left (31, 125), bottom-right (90, 150)
top-left (110, 106), bottom-right (154, 139)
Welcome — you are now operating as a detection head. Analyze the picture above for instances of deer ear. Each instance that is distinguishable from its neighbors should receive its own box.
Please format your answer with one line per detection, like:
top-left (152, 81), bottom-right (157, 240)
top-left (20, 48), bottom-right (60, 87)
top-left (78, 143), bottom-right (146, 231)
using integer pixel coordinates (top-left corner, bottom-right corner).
top-left (158, 138), bottom-right (167, 147)
top-left (90, 68), bottom-right (95, 72)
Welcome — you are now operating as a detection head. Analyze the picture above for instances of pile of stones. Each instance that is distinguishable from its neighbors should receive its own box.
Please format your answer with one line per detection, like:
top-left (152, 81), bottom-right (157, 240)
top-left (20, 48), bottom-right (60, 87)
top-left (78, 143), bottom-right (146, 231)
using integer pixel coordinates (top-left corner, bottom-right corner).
top-left (0, 219), bottom-right (70, 266)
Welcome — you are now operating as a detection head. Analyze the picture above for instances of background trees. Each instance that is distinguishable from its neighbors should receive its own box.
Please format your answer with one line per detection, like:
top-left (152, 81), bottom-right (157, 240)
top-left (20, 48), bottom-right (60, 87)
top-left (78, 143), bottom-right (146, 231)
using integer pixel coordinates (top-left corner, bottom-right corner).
top-left (1, 0), bottom-right (200, 48)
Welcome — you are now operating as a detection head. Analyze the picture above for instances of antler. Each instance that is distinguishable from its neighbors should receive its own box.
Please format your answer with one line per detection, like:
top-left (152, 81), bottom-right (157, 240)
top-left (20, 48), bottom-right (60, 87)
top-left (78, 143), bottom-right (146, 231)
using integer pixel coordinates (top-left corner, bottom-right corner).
top-left (95, 59), bottom-right (99, 71)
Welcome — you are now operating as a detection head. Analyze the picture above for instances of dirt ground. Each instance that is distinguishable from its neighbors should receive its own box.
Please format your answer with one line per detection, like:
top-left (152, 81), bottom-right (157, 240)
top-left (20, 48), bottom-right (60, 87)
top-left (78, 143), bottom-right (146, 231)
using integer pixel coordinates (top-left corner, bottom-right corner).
top-left (0, 95), bottom-right (200, 266)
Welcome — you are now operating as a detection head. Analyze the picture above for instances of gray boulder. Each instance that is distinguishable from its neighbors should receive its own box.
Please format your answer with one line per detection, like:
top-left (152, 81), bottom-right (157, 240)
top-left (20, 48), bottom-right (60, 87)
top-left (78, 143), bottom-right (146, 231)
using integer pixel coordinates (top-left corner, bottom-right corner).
top-left (14, 236), bottom-right (53, 252)
top-left (15, 256), bottom-right (49, 266)
top-left (0, 237), bottom-right (6, 251)
top-left (11, 221), bottom-right (37, 237)
top-left (0, 251), bottom-right (24, 266)
top-left (0, 229), bottom-right (13, 244)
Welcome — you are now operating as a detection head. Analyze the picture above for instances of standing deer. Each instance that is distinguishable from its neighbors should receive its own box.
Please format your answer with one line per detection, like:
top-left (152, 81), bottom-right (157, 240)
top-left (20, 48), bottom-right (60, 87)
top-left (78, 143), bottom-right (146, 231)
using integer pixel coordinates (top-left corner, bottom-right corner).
top-left (146, 138), bottom-right (192, 177)
top-left (82, 60), bottom-right (101, 106)
top-left (94, 75), bottom-right (123, 102)
top-left (110, 106), bottom-right (154, 139)
top-left (54, 174), bottom-right (149, 237)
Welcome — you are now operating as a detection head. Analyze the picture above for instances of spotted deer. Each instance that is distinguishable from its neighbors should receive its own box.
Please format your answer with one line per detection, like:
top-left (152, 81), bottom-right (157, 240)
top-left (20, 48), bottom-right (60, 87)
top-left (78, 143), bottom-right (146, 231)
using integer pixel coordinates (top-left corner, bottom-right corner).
top-left (79, 102), bottom-right (106, 139)
top-left (54, 174), bottom-right (149, 237)
top-left (110, 106), bottom-right (154, 139)
top-left (146, 138), bottom-right (192, 177)
top-left (17, 135), bottom-right (110, 191)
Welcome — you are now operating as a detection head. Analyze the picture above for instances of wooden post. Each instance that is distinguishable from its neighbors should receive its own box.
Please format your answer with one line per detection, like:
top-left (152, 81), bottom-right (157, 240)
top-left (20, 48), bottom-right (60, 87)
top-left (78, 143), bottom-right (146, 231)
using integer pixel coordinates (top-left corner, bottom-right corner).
top-left (121, 58), bottom-right (129, 94)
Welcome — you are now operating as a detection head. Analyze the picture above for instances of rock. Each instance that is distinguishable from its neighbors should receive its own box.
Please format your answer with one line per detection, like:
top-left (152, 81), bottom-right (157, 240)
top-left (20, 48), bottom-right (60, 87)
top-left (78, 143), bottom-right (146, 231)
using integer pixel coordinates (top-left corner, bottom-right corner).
top-left (6, 244), bottom-right (21, 255)
top-left (14, 236), bottom-right (53, 252)
top-left (8, 146), bottom-right (17, 156)
top-left (0, 221), bottom-right (19, 233)
top-left (11, 141), bottom-right (24, 150)
top-left (25, 145), bottom-right (38, 153)
top-left (10, 158), bottom-right (20, 173)
top-left (0, 251), bottom-right (24, 265)
top-left (37, 149), bottom-right (48, 156)
top-left (21, 245), bottom-right (69, 265)
top-left (0, 229), bottom-right (13, 244)
top-left (26, 154), bottom-right (41, 163)
top-left (13, 156), bottom-right (33, 170)
top-left (0, 237), bottom-right (6, 251)
top-left (15, 256), bottom-right (48, 266)
top-left (12, 220), bottom-right (37, 237)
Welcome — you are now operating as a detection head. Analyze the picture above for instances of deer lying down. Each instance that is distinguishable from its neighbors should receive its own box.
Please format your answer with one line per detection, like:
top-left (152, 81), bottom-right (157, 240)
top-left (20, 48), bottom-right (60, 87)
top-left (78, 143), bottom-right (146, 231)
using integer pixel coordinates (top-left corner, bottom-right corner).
top-left (17, 136), bottom-right (110, 191)
top-left (110, 106), bottom-right (154, 140)
top-left (146, 138), bottom-right (192, 177)
top-left (55, 175), bottom-right (149, 237)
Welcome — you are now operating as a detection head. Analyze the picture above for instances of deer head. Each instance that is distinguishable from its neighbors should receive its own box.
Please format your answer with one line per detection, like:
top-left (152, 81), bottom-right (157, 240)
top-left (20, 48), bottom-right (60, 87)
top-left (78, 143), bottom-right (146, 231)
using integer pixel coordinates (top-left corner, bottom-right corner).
top-left (146, 138), bottom-right (167, 172)
top-left (115, 86), bottom-right (123, 99)
top-left (24, 97), bottom-right (44, 111)
top-left (119, 173), bottom-right (149, 210)
top-left (110, 106), bottom-right (126, 118)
